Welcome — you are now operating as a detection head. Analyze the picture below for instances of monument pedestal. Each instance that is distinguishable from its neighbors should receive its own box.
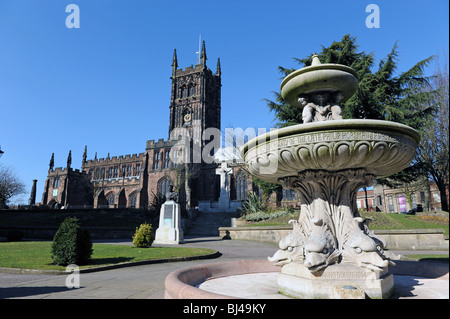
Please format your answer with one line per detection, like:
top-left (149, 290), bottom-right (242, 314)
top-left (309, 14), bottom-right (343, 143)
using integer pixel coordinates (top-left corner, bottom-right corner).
top-left (154, 200), bottom-right (184, 245)
top-left (278, 262), bottom-right (394, 299)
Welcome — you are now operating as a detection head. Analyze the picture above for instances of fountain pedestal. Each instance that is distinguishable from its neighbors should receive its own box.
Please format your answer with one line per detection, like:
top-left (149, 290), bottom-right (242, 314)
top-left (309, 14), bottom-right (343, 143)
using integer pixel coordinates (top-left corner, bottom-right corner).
top-left (272, 168), bottom-right (397, 299)
top-left (278, 262), bottom-right (394, 299)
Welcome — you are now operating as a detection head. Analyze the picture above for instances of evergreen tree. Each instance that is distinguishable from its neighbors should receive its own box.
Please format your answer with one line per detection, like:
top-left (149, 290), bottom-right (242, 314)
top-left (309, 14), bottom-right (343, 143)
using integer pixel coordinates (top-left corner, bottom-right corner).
top-left (266, 34), bottom-right (436, 131)
top-left (51, 217), bottom-right (92, 266)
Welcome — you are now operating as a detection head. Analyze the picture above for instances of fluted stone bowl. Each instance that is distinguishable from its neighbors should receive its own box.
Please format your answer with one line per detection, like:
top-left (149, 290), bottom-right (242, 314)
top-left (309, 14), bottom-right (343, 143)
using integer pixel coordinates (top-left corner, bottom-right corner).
top-left (241, 119), bottom-right (420, 184)
top-left (281, 62), bottom-right (359, 107)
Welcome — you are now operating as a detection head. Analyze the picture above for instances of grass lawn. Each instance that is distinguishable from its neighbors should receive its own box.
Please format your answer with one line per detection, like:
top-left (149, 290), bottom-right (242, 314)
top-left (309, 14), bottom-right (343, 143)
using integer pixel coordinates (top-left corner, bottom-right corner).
top-left (403, 254), bottom-right (449, 263)
top-left (0, 241), bottom-right (216, 271)
top-left (360, 211), bottom-right (449, 236)
top-left (244, 211), bottom-right (449, 236)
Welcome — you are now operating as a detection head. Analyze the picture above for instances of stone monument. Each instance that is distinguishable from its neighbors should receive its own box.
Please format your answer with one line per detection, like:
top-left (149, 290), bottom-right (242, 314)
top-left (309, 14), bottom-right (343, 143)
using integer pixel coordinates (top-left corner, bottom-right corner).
top-left (216, 161), bottom-right (232, 208)
top-left (198, 161), bottom-right (241, 213)
top-left (154, 186), bottom-right (184, 244)
top-left (241, 55), bottom-right (420, 298)
top-left (28, 179), bottom-right (37, 206)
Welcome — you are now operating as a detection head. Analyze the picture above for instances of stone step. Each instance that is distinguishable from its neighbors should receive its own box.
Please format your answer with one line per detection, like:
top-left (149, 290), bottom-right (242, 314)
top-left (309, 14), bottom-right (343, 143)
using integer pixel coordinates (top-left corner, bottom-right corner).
top-left (185, 212), bottom-right (237, 237)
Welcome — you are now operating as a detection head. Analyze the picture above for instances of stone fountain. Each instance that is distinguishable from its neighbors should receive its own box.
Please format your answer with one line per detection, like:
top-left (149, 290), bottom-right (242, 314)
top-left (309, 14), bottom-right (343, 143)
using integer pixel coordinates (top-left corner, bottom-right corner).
top-left (241, 54), bottom-right (420, 299)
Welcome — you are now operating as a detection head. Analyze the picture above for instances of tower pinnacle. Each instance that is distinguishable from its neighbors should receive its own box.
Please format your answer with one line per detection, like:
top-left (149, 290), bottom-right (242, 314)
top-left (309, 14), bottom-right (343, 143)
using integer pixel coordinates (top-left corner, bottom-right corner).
top-left (82, 145), bottom-right (87, 164)
top-left (49, 153), bottom-right (54, 171)
top-left (67, 150), bottom-right (72, 169)
top-left (216, 57), bottom-right (221, 76)
top-left (201, 40), bottom-right (207, 67)
top-left (172, 49), bottom-right (178, 77)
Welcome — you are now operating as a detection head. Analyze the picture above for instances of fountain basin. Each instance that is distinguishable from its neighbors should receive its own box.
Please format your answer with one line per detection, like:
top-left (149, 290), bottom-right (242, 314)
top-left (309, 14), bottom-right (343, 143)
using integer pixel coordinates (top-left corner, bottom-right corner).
top-left (164, 259), bottom-right (279, 299)
top-left (163, 259), bottom-right (449, 299)
top-left (242, 119), bottom-right (420, 184)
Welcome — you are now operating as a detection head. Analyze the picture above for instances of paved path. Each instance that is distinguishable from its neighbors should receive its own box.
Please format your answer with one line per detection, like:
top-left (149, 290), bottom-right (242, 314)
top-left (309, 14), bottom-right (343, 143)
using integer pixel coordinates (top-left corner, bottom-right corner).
top-left (0, 237), bottom-right (447, 299)
top-left (0, 237), bottom-right (277, 299)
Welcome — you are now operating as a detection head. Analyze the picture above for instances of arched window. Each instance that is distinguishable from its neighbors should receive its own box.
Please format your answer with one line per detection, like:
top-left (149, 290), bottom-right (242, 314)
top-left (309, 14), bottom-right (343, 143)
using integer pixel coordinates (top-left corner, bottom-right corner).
top-left (164, 150), bottom-right (171, 169)
top-left (129, 192), bottom-right (137, 208)
top-left (153, 151), bottom-right (160, 170)
top-left (94, 168), bottom-right (100, 180)
top-left (106, 193), bottom-right (115, 207)
top-left (236, 173), bottom-right (248, 201)
top-left (126, 165), bottom-right (132, 177)
top-left (108, 167), bottom-right (114, 179)
top-left (53, 177), bottom-right (60, 188)
top-left (135, 164), bottom-right (141, 177)
top-left (181, 86), bottom-right (188, 99)
top-left (188, 84), bottom-right (196, 96)
top-left (282, 188), bottom-right (296, 201)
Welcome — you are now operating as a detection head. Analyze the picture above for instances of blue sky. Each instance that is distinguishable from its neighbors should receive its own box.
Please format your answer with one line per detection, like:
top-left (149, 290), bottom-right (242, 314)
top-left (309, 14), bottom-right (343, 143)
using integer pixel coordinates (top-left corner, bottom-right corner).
top-left (0, 0), bottom-right (448, 204)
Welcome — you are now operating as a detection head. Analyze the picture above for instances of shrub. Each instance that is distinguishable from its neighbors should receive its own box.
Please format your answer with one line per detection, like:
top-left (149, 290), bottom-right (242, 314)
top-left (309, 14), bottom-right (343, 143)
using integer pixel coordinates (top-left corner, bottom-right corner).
top-left (244, 210), bottom-right (293, 222)
top-left (51, 217), bottom-right (93, 266)
top-left (239, 192), bottom-right (267, 216)
top-left (132, 223), bottom-right (154, 248)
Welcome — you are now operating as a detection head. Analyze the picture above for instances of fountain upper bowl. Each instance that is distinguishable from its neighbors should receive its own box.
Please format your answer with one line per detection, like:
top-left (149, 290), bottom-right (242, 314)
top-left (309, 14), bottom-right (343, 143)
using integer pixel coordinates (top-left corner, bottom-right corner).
top-left (281, 63), bottom-right (359, 107)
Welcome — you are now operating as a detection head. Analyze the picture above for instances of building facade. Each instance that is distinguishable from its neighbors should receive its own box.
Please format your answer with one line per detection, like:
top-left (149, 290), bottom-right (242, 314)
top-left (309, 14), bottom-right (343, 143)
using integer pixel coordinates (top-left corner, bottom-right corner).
top-left (356, 182), bottom-right (446, 213)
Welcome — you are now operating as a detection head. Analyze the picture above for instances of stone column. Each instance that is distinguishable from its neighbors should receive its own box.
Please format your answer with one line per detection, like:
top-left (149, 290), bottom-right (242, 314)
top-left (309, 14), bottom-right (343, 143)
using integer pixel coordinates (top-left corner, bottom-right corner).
top-left (216, 162), bottom-right (232, 208)
top-left (29, 179), bottom-right (37, 205)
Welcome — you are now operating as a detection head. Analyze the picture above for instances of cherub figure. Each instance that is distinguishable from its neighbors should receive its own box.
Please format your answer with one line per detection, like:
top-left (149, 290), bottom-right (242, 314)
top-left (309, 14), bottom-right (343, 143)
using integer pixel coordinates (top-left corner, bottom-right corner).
top-left (299, 95), bottom-right (318, 123)
top-left (329, 91), bottom-right (344, 121)
top-left (299, 92), bottom-right (344, 123)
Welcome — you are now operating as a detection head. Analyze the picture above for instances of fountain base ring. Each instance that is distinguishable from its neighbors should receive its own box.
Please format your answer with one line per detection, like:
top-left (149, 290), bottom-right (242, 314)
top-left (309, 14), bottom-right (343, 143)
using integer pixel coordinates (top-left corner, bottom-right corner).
top-left (278, 262), bottom-right (394, 299)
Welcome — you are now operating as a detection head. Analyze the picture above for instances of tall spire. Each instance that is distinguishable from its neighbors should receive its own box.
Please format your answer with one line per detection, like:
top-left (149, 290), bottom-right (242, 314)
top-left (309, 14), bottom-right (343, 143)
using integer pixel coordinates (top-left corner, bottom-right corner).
top-left (216, 57), bottom-right (221, 76)
top-left (171, 49), bottom-right (178, 77)
top-left (201, 40), bottom-right (207, 67)
top-left (49, 153), bottom-right (54, 171)
top-left (67, 150), bottom-right (72, 169)
top-left (82, 145), bottom-right (87, 164)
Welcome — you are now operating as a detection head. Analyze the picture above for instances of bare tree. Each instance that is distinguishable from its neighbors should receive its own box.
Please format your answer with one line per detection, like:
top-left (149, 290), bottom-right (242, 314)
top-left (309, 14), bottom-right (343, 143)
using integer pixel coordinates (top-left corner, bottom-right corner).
top-left (417, 53), bottom-right (449, 211)
top-left (0, 164), bottom-right (26, 208)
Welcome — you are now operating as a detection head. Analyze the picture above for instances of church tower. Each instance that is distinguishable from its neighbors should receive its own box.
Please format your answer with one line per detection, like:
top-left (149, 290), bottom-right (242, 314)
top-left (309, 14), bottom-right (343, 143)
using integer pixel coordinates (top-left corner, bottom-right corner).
top-left (168, 41), bottom-right (222, 143)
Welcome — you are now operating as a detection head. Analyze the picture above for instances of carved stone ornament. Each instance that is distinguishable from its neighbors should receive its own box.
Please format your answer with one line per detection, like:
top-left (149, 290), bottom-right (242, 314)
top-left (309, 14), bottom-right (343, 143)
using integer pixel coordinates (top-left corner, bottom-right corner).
top-left (242, 119), bottom-right (420, 185)
top-left (269, 169), bottom-right (393, 273)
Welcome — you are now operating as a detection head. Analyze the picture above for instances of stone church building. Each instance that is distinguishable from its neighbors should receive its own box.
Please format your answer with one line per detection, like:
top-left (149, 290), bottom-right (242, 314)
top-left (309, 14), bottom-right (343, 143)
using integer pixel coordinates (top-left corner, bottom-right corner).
top-left (41, 42), bottom-right (258, 210)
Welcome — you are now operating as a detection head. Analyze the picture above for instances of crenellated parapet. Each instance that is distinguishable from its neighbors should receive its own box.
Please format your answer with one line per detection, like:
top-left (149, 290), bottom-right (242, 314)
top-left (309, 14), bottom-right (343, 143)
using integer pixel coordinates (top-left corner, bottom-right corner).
top-left (146, 138), bottom-right (176, 150)
top-left (48, 167), bottom-right (89, 176)
top-left (83, 153), bottom-right (145, 168)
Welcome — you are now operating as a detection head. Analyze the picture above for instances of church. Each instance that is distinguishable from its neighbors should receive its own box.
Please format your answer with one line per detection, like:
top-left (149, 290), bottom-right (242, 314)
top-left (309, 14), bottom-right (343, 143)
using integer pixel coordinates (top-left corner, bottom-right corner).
top-left (41, 42), bottom-right (260, 211)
